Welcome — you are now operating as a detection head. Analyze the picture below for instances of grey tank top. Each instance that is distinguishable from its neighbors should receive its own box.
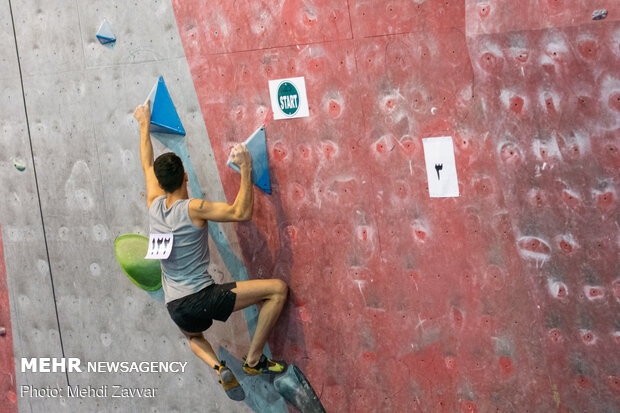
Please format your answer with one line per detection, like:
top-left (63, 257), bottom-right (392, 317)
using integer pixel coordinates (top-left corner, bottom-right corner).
top-left (148, 196), bottom-right (213, 303)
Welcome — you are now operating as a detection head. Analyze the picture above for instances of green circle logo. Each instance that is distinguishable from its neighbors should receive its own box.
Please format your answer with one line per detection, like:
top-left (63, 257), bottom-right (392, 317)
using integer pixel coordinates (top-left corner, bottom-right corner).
top-left (277, 81), bottom-right (299, 116)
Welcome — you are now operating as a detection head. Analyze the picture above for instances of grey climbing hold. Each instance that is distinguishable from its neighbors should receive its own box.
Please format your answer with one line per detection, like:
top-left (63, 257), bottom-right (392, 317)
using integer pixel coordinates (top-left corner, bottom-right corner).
top-left (592, 9), bottom-right (608, 20)
top-left (13, 157), bottom-right (26, 172)
top-left (0, 327), bottom-right (6, 336)
top-left (273, 364), bottom-right (326, 413)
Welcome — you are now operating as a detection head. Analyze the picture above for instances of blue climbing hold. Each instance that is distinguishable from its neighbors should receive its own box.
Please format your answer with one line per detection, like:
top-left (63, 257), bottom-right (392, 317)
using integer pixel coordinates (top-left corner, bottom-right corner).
top-left (96, 19), bottom-right (116, 45)
top-left (146, 76), bottom-right (186, 136)
top-left (227, 126), bottom-right (271, 194)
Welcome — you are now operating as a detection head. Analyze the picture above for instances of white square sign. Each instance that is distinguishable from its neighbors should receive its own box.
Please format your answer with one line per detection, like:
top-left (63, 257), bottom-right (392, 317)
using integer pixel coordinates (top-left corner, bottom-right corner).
top-left (422, 136), bottom-right (460, 198)
top-left (268, 77), bottom-right (310, 120)
top-left (145, 233), bottom-right (174, 260)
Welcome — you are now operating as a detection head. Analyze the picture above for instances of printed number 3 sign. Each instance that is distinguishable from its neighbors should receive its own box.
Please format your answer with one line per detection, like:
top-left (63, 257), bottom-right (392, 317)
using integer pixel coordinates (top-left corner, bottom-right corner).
top-left (422, 136), bottom-right (459, 198)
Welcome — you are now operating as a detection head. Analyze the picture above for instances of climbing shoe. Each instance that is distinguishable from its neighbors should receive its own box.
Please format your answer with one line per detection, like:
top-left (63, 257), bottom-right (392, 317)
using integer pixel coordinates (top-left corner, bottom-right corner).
top-left (215, 361), bottom-right (245, 401)
top-left (242, 354), bottom-right (287, 375)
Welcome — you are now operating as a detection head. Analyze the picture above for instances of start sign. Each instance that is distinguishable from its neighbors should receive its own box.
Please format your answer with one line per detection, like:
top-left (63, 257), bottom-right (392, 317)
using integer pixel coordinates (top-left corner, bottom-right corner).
top-left (278, 82), bottom-right (299, 115)
top-left (268, 77), bottom-right (310, 120)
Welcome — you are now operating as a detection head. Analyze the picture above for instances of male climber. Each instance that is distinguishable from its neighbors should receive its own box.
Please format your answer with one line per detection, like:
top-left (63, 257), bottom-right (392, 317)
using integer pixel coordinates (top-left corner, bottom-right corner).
top-left (133, 101), bottom-right (287, 400)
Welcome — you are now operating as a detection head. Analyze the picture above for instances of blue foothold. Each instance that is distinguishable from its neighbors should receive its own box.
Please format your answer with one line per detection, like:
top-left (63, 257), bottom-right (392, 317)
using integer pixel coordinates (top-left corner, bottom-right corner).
top-left (96, 19), bottom-right (116, 45)
top-left (227, 126), bottom-right (271, 194)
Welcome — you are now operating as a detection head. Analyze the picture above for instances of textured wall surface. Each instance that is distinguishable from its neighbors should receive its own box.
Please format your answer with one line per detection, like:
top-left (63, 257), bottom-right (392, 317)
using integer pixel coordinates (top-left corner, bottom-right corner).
top-left (467, 1), bottom-right (620, 411)
top-left (1, 0), bottom-right (255, 412)
top-left (171, 0), bottom-right (620, 412)
top-left (0, 225), bottom-right (17, 412)
top-left (2, 0), bottom-right (620, 412)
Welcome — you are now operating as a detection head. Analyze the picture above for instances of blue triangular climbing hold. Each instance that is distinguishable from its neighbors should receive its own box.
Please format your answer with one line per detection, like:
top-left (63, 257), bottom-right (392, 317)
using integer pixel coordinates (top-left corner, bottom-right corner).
top-left (146, 76), bottom-right (185, 136)
top-left (96, 19), bottom-right (116, 45)
top-left (227, 126), bottom-right (271, 194)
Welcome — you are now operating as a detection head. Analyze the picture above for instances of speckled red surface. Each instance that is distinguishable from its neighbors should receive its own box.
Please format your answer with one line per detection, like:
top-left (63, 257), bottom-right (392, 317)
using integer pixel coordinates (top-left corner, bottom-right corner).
top-left (0, 224), bottom-right (17, 412)
top-left (171, 1), bottom-right (620, 411)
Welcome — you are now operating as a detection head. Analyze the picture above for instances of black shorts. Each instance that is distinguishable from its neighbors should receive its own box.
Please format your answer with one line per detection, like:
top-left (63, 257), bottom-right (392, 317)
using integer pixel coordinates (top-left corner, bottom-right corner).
top-left (166, 282), bottom-right (237, 333)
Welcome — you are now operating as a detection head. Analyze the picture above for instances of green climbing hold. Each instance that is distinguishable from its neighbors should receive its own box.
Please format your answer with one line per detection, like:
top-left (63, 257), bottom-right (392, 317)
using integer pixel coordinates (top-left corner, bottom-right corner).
top-left (114, 234), bottom-right (162, 291)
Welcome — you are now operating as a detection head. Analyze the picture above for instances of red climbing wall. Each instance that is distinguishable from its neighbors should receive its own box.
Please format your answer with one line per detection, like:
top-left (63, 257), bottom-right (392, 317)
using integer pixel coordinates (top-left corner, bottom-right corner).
top-left (172, 1), bottom-right (619, 411)
top-left (466, 1), bottom-right (620, 411)
top-left (0, 225), bottom-right (17, 412)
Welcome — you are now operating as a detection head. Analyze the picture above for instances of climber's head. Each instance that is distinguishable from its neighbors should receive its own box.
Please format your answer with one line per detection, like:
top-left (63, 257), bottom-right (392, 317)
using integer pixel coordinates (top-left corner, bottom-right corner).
top-left (153, 152), bottom-right (186, 193)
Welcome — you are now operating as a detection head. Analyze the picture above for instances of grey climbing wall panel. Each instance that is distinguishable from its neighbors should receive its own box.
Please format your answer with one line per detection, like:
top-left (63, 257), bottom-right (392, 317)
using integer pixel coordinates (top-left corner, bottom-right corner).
top-left (2, 0), bottom-right (254, 411)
